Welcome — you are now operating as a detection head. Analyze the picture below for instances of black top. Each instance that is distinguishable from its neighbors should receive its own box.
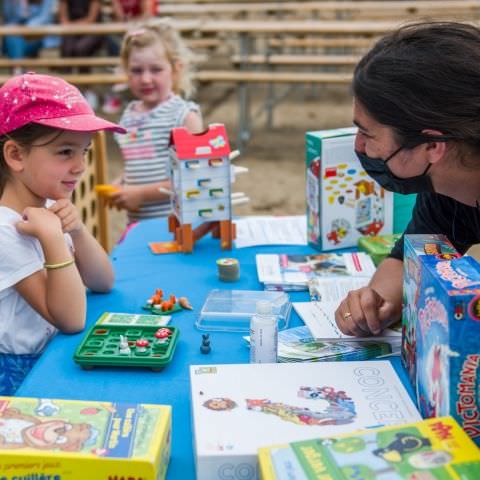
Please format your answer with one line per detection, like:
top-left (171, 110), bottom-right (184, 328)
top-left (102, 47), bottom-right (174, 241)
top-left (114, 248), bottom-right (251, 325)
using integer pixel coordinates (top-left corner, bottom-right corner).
top-left (389, 192), bottom-right (480, 260)
top-left (63, 0), bottom-right (100, 21)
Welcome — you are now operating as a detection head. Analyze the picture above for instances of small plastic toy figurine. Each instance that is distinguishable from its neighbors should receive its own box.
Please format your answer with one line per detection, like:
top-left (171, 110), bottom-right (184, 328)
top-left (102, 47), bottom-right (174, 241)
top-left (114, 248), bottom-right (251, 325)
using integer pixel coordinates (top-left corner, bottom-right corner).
top-left (154, 328), bottom-right (172, 344)
top-left (119, 335), bottom-right (131, 355)
top-left (179, 297), bottom-right (193, 310)
top-left (144, 289), bottom-right (192, 315)
top-left (135, 338), bottom-right (150, 354)
top-left (200, 334), bottom-right (211, 354)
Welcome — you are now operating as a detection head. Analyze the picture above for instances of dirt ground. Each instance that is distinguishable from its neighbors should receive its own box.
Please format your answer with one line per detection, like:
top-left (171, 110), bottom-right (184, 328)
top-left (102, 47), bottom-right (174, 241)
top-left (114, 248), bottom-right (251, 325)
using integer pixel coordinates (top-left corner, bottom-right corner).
top-left (105, 83), bottom-right (354, 243)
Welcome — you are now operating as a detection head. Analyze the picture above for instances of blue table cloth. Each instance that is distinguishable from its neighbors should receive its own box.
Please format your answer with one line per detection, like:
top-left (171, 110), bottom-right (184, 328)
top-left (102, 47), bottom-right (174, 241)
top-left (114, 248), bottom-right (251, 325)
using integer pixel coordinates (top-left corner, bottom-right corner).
top-left (17, 218), bottom-right (415, 479)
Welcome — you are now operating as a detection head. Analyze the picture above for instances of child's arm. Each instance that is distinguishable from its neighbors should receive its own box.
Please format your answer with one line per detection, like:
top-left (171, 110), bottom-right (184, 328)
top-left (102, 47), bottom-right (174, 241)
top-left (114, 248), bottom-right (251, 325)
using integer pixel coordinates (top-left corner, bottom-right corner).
top-left (141, 0), bottom-right (154, 17)
top-left (109, 180), bottom-right (172, 212)
top-left (15, 207), bottom-right (86, 333)
top-left (48, 199), bottom-right (114, 293)
top-left (58, 0), bottom-right (70, 24)
top-left (110, 0), bottom-right (125, 21)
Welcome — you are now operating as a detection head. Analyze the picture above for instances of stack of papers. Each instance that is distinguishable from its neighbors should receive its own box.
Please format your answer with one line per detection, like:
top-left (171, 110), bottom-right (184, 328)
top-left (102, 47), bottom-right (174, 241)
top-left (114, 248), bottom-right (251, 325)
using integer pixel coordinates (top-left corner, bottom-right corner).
top-left (293, 301), bottom-right (402, 351)
top-left (256, 252), bottom-right (375, 291)
top-left (245, 326), bottom-right (399, 363)
top-left (235, 216), bottom-right (307, 248)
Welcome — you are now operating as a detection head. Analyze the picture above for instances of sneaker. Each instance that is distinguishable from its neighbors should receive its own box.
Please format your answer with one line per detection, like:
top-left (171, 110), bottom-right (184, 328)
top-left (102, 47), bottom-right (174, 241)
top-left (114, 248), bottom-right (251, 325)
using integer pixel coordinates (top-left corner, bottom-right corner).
top-left (83, 89), bottom-right (99, 111)
top-left (102, 94), bottom-right (123, 114)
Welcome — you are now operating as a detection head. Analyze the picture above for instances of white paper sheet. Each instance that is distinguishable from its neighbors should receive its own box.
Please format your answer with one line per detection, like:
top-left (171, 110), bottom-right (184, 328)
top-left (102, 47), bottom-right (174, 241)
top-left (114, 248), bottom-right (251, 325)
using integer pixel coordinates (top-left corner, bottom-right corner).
top-left (235, 216), bottom-right (307, 248)
top-left (293, 301), bottom-right (401, 342)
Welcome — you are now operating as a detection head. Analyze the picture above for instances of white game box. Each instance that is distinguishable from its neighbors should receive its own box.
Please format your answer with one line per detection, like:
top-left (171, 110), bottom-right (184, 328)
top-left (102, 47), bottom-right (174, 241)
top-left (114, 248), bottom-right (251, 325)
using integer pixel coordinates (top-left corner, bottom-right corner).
top-left (190, 361), bottom-right (420, 480)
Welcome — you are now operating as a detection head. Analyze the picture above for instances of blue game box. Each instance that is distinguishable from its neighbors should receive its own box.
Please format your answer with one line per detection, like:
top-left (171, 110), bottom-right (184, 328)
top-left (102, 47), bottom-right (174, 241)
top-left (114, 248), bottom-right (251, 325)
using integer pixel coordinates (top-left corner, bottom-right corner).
top-left (402, 234), bottom-right (480, 445)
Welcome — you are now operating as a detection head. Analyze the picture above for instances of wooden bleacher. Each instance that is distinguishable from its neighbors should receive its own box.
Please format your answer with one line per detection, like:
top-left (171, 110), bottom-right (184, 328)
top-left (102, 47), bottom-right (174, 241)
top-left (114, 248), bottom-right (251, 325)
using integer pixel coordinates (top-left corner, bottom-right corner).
top-left (156, 1), bottom-right (480, 20)
top-left (0, 4), bottom-right (479, 148)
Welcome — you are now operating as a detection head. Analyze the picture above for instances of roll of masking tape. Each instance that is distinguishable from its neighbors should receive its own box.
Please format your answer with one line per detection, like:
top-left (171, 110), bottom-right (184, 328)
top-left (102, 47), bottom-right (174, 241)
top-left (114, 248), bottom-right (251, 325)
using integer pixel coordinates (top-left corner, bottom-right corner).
top-left (216, 258), bottom-right (240, 282)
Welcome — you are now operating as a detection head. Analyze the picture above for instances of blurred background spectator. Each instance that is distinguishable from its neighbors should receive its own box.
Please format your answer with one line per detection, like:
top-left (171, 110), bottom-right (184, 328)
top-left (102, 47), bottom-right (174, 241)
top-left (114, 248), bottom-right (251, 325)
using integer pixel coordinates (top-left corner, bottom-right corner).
top-left (2, 0), bottom-right (58, 69)
top-left (103, 0), bottom-right (154, 114)
top-left (59, 0), bottom-right (104, 108)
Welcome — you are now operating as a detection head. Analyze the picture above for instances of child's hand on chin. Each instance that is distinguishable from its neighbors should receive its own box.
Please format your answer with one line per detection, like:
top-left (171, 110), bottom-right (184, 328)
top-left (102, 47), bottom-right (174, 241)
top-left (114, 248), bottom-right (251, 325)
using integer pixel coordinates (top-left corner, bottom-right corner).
top-left (15, 207), bottom-right (63, 241)
top-left (48, 199), bottom-right (83, 235)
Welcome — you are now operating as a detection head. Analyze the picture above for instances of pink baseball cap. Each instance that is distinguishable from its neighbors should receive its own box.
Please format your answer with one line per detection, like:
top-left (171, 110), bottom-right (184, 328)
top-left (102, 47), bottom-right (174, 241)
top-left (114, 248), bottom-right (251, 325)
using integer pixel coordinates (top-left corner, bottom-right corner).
top-left (0, 72), bottom-right (126, 135)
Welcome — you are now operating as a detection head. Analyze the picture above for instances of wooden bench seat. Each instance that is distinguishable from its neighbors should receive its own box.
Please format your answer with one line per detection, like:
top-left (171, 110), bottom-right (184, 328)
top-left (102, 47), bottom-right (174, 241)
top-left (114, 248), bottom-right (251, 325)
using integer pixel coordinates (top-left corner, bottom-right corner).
top-left (231, 53), bottom-right (359, 67)
top-left (0, 57), bottom-right (120, 69)
top-left (0, 69), bottom-right (352, 86)
top-left (157, 0), bottom-right (480, 20)
top-left (268, 37), bottom-right (377, 50)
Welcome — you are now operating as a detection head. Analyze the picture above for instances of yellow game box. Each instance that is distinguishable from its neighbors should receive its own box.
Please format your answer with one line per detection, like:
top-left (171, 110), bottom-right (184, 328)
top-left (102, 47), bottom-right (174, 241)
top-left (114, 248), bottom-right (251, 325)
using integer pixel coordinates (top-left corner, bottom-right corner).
top-left (259, 416), bottom-right (480, 479)
top-left (0, 396), bottom-right (171, 480)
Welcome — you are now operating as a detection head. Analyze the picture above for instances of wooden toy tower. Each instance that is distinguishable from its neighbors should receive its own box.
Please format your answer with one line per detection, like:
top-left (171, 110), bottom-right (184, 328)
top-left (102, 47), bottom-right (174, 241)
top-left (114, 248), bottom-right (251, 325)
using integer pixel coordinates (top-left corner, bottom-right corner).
top-left (168, 124), bottom-right (236, 253)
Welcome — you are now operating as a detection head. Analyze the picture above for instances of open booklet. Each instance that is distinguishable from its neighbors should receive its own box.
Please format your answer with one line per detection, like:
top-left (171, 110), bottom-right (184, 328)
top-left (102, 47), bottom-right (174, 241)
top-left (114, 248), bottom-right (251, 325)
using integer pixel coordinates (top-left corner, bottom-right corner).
top-left (293, 300), bottom-right (401, 343)
top-left (256, 252), bottom-right (375, 291)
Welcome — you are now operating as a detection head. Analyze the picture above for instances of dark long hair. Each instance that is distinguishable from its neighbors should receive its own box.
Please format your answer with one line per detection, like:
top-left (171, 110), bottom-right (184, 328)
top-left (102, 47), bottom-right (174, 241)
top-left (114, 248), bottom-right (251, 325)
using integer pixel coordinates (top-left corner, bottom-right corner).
top-left (0, 124), bottom-right (61, 196)
top-left (353, 22), bottom-right (480, 162)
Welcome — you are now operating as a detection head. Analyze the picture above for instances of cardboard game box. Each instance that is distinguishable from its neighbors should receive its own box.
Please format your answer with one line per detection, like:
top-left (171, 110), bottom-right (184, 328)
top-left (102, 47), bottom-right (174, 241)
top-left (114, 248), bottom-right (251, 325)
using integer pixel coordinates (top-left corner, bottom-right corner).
top-left (306, 128), bottom-right (417, 251)
top-left (190, 361), bottom-right (421, 480)
top-left (306, 127), bottom-right (393, 251)
top-left (402, 234), bottom-right (480, 445)
top-left (0, 396), bottom-right (171, 479)
top-left (258, 416), bottom-right (480, 479)
top-left (401, 234), bottom-right (460, 384)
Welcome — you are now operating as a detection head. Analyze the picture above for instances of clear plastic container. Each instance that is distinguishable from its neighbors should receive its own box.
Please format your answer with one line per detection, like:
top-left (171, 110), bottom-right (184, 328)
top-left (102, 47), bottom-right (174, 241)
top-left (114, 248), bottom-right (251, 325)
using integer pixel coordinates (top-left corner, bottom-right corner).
top-left (196, 289), bottom-right (291, 332)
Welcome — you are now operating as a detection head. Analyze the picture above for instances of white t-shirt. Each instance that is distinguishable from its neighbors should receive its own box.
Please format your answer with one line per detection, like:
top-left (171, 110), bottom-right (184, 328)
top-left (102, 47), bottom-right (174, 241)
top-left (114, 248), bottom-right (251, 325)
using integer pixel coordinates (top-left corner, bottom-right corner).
top-left (0, 206), bottom-right (73, 355)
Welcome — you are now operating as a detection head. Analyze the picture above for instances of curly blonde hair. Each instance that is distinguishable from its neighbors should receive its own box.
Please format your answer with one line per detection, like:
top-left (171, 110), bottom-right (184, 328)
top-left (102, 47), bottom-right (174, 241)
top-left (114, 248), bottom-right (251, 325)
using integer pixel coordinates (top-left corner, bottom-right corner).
top-left (121, 18), bottom-right (196, 99)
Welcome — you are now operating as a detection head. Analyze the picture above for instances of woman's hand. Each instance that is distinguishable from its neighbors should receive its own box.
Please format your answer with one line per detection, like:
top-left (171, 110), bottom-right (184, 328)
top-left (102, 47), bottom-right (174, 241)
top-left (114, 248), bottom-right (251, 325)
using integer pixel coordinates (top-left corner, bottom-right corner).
top-left (335, 286), bottom-right (397, 337)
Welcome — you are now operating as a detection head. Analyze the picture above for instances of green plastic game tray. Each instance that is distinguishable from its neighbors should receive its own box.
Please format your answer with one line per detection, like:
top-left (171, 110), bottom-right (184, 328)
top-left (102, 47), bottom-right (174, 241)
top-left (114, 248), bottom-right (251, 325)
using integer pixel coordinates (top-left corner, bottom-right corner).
top-left (73, 324), bottom-right (179, 371)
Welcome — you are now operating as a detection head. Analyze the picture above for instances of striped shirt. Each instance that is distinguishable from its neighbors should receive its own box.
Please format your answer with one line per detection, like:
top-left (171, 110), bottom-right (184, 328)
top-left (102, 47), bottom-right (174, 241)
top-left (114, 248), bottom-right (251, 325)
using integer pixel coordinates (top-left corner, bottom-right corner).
top-left (114, 95), bottom-right (200, 222)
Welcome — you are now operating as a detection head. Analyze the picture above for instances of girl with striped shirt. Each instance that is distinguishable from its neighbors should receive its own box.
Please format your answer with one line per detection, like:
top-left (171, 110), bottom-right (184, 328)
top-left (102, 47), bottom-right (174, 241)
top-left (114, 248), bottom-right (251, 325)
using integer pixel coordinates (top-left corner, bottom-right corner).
top-left (112, 18), bottom-right (203, 222)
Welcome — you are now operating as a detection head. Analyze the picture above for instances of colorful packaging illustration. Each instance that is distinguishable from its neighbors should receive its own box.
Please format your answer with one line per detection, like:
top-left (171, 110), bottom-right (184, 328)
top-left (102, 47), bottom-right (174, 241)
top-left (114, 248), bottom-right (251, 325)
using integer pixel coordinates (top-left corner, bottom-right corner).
top-left (402, 234), bottom-right (480, 445)
top-left (190, 361), bottom-right (420, 480)
top-left (306, 128), bottom-right (393, 251)
top-left (0, 396), bottom-right (171, 480)
top-left (259, 416), bottom-right (480, 479)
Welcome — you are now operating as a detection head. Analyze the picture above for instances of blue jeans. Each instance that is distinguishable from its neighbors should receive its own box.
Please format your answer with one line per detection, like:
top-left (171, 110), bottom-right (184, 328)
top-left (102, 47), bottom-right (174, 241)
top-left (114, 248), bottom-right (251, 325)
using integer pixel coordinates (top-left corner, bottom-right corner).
top-left (3, 35), bottom-right (43, 59)
top-left (0, 353), bottom-right (40, 395)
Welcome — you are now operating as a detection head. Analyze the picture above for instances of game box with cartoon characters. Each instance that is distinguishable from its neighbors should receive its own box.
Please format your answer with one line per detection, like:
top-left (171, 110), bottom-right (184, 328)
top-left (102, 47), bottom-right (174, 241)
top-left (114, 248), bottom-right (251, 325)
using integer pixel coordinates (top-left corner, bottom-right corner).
top-left (258, 416), bottom-right (480, 479)
top-left (190, 361), bottom-right (421, 480)
top-left (402, 234), bottom-right (480, 445)
top-left (0, 396), bottom-right (171, 479)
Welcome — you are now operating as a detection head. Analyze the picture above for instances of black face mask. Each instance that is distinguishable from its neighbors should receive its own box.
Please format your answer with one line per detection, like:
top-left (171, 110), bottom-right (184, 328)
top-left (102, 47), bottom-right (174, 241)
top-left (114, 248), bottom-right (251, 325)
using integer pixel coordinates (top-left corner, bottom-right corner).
top-left (356, 146), bottom-right (434, 195)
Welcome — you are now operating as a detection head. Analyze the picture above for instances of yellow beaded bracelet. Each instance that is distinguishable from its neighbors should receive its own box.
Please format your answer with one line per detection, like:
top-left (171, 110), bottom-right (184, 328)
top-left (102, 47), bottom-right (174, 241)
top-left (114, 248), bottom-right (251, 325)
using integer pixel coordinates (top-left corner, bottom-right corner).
top-left (44, 258), bottom-right (75, 270)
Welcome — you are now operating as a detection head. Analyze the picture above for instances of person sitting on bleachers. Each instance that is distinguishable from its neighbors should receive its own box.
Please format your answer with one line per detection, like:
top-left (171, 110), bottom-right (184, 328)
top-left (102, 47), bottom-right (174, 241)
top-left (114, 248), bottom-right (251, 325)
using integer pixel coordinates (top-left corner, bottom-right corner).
top-left (58, 0), bottom-right (104, 109)
top-left (2, 0), bottom-right (58, 67)
top-left (103, 0), bottom-right (155, 114)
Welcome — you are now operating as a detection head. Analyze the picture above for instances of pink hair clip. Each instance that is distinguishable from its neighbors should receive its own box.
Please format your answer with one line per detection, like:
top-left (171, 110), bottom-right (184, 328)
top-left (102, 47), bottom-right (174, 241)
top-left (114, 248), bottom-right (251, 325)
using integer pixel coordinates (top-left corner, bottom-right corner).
top-left (127, 28), bottom-right (146, 38)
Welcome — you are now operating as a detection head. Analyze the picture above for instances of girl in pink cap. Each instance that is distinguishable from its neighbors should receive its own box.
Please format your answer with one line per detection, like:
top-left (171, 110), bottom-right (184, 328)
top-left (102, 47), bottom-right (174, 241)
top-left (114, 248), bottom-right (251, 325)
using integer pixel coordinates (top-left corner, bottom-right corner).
top-left (0, 72), bottom-right (125, 395)
top-left (111, 18), bottom-right (203, 223)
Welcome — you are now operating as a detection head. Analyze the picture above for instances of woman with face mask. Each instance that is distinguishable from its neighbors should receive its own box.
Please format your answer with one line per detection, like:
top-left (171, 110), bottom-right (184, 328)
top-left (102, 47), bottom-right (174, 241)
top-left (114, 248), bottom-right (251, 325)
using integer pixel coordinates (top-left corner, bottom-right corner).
top-left (336, 21), bottom-right (480, 337)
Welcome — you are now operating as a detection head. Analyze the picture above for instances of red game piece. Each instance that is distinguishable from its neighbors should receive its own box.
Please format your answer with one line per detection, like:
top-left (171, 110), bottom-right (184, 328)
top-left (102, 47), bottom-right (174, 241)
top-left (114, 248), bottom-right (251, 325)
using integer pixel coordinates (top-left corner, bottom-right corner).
top-left (155, 328), bottom-right (171, 339)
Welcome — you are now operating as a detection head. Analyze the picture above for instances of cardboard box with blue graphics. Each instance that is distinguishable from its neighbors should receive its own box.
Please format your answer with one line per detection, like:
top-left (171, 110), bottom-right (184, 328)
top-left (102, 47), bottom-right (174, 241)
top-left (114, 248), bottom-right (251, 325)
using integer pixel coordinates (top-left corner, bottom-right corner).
top-left (402, 234), bottom-right (480, 445)
top-left (306, 128), bottom-right (416, 251)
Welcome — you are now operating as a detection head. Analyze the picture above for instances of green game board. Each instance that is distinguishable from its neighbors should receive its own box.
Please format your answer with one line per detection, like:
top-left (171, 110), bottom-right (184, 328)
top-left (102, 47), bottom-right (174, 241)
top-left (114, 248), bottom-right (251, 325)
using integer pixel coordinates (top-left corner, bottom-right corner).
top-left (73, 323), bottom-right (179, 371)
